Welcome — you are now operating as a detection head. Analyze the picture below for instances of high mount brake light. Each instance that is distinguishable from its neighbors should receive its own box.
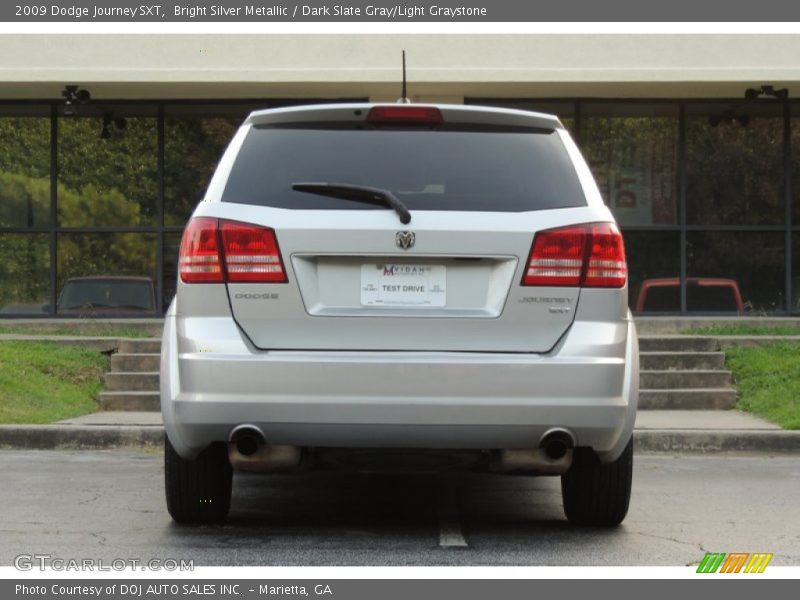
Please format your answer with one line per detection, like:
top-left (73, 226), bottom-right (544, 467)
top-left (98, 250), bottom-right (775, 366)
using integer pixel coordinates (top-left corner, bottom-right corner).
top-left (522, 223), bottom-right (627, 288)
top-left (366, 106), bottom-right (444, 125)
top-left (179, 218), bottom-right (287, 284)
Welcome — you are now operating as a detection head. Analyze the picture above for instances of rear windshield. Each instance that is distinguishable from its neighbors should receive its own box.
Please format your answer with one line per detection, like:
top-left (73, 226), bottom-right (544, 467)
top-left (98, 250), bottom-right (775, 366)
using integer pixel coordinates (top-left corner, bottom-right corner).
top-left (687, 286), bottom-right (739, 313)
top-left (221, 125), bottom-right (586, 212)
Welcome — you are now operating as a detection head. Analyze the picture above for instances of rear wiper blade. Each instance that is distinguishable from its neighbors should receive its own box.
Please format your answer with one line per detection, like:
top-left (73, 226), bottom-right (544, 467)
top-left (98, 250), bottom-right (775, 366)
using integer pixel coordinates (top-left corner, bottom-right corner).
top-left (291, 182), bottom-right (411, 225)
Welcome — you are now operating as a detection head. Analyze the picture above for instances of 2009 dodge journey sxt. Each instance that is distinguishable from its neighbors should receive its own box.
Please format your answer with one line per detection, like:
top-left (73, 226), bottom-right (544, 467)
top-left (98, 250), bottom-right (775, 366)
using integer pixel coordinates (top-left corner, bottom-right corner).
top-left (161, 103), bottom-right (639, 526)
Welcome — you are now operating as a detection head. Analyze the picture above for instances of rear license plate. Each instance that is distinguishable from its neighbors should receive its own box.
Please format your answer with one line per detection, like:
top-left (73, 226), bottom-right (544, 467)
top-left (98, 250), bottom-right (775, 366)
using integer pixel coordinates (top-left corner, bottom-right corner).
top-left (360, 264), bottom-right (446, 307)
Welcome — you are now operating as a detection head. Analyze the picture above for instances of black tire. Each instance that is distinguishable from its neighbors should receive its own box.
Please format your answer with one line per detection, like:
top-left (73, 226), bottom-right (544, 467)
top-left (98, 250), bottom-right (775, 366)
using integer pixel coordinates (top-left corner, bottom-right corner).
top-left (561, 436), bottom-right (633, 527)
top-left (165, 435), bottom-right (233, 524)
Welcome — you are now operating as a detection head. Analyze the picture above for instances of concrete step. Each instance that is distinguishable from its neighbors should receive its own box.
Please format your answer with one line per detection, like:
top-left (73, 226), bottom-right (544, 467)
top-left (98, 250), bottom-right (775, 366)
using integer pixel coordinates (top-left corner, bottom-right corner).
top-left (639, 351), bottom-right (726, 371)
top-left (110, 353), bottom-right (160, 372)
top-left (117, 339), bottom-right (161, 354)
top-left (98, 391), bottom-right (160, 411)
top-left (639, 388), bottom-right (737, 410)
top-left (638, 336), bottom-right (719, 352)
top-left (640, 369), bottom-right (732, 389)
top-left (104, 371), bottom-right (159, 392)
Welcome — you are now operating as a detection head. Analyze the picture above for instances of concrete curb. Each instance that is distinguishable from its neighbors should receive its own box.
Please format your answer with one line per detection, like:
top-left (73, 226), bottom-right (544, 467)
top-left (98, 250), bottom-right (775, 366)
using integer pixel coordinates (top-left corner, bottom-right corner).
top-left (634, 430), bottom-right (800, 454)
top-left (0, 425), bottom-right (162, 450)
top-left (1, 425), bottom-right (800, 454)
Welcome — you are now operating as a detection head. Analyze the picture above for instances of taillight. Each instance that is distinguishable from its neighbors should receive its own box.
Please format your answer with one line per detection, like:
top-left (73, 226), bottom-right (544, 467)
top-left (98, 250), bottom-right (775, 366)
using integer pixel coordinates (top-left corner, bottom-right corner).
top-left (220, 220), bottom-right (287, 283)
top-left (522, 223), bottom-right (626, 288)
top-left (583, 223), bottom-right (627, 288)
top-left (366, 105), bottom-right (444, 126)
top-left (179, 218), bottom-right (287, 284)
top-left (179, 217), bottom-right (223, 283)
top-left (523, 226), bottom-right (586, 287)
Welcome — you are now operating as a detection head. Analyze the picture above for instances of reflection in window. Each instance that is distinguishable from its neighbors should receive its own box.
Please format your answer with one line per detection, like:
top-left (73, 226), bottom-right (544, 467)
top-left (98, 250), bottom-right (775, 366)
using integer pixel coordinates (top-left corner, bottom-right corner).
top-left (162, 232), bottom-right (182, 312)
top-left (791, 111), bottom-right (800, 226)
top-left (163, 102), bottom-right (363, 226)
top-left (57, 233), bottom-right (157, 316)
top-left (638, 284), bottom-right (680, 313)
top-left (582, 106), bottom-right (678, 226)
top-left (686, 105), bottom-right (784, 225)
top-left (793, 236), bottom-right (800, 313)
top-left (58, 111), bottom-right (157, 227)
top-left (58, 278), bottom-right (155, 312)
top-left (164, 108), bottom-right (247, 226)
top-left (624, 231), bottom-right (680, 313)
top-left (687, 231), bottom-right (784, 313)
top-left (0, 113), bottom-right (51, 227)
top-left (0, 234), bottom-right (49, 315)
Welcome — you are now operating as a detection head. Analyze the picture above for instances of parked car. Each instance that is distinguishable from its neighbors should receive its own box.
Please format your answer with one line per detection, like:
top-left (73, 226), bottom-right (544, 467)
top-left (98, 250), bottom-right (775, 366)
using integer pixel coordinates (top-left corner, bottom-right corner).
top-left (635, 277), bottom-right (744, 314)
top-left (57, 276), bottom-right (156, 317)
top-left (162, 103), bottom-right (638, 526)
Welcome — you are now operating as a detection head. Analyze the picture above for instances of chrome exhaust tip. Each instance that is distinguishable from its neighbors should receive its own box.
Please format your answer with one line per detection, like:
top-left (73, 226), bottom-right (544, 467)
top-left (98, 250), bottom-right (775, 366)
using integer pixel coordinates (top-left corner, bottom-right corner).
top-left (493, 428), bottom-right (576, 475)
top-left (227, 425), bottom-right (301, 472)
top-left (540, 429), bottom-right (575, 461)
top-left (235, 435), bottom-right (260, 457)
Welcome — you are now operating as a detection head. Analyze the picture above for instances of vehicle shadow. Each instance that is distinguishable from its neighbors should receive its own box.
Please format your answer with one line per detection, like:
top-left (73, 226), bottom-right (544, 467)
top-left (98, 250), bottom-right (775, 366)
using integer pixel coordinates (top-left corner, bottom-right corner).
top-left (163, 468), bottom-right (631, 565)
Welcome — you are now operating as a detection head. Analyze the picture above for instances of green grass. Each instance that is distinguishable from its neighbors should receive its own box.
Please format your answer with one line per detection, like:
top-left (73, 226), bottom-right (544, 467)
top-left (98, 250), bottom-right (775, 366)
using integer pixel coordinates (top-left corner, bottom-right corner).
top-left (687, 324), bottom-right (800, 336)
top-left (0, 341), bottom-right (109, 424)
top-left (0, 324), bottom-right (152, 338)
top-left (725, 342), bottom-right (800, 430)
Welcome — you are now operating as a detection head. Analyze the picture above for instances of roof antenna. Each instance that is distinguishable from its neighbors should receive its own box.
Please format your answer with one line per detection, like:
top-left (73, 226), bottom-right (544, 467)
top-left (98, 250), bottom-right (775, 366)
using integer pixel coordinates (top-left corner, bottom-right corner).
top-left (398, 50), bottom-right (410, 104)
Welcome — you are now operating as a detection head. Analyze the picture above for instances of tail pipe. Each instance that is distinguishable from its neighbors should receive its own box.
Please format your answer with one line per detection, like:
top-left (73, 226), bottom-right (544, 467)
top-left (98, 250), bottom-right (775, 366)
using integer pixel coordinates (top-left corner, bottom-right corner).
top-left (539, 429), bottom-right (575, 461)
top-left (228, 426), bottom-right (301, 472)
top-left (493, 428), bottom-right (576, 475)
top-left (233, 430), bottom-right (262, 457)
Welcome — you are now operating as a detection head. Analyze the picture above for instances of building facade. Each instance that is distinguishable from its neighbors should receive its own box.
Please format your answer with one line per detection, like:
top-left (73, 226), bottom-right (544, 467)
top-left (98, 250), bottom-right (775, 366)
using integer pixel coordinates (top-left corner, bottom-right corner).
top-left (1, 34), bottom-right (800, 316)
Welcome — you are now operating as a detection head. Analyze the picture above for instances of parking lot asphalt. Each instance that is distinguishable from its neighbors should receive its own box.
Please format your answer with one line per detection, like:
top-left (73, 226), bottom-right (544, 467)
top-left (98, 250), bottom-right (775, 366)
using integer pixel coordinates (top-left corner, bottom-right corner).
top-left (0, 450), bottom-right (797, 567)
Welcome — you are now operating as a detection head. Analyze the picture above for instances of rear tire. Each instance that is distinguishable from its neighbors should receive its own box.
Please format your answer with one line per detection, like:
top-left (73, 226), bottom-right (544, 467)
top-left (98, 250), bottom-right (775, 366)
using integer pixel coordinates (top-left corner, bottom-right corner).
top-left (165, 435), bottom-right (233, 524)
top-left (561, 436), bottom-right (633, 527)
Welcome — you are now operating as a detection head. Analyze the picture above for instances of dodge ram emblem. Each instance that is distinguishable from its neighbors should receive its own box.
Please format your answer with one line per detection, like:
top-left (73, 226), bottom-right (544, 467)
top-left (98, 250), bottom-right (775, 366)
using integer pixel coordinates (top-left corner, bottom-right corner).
top-left (395, 231), bottom-right (415, 250)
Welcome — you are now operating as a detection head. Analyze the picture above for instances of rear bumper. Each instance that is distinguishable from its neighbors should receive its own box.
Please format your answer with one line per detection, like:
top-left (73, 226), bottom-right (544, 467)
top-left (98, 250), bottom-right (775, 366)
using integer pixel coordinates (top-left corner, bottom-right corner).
top-left (161, 312), bottom-right (638, 463)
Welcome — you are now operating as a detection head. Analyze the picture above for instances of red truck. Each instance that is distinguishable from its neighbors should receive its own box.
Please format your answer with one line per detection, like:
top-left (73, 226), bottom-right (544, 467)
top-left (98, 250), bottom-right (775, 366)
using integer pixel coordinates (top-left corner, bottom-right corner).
top-left (635, 277), bottom-right (744, 314)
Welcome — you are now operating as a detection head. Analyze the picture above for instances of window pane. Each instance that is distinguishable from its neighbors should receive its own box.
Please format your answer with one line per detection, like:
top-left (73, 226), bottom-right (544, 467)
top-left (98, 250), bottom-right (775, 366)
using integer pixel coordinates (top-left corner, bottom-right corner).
top-left (687, 231), bottom-right (784, 313)
top-left (791, 106), bottom-right (800, 226)
top-left (57, 233), bottom-right (157, 316)
top-left (0, 234), bottom-right (50, 315)
top-left (57, 106), bottom-right (157, 227)
top-left (624, 231), bottom-right (681, 314)
top-left (162, 232), bottom-right (182, 312)
top-left (0, 108), bottom-right (51, 227)
top-left (581, 104), bottom-right (678, 226)
top-left (686, 103), bottom-right (784, 225)
top-left (164, 105), bottom-right (252, 226)
top-left (793, 234), bottom-right (800, 313)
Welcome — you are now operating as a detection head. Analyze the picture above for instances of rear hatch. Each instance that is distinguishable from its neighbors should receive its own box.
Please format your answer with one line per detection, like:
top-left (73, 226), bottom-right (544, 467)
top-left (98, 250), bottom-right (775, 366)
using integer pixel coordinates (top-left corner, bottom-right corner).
top-left (216, 105), bottom-right (591, 353)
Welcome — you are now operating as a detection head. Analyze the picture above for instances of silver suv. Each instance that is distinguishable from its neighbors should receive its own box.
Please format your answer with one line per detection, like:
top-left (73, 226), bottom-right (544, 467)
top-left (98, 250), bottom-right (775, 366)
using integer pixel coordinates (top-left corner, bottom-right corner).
top-left (161, 103), bottom-right (638, 527)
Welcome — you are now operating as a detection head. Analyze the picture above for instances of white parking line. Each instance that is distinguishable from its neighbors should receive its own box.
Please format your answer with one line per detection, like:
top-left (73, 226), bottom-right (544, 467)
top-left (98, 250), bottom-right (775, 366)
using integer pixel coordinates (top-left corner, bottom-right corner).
top-left (437, 484), bottom-right (468, 548)
top-left (438, 518), bottom-right (468, 547)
